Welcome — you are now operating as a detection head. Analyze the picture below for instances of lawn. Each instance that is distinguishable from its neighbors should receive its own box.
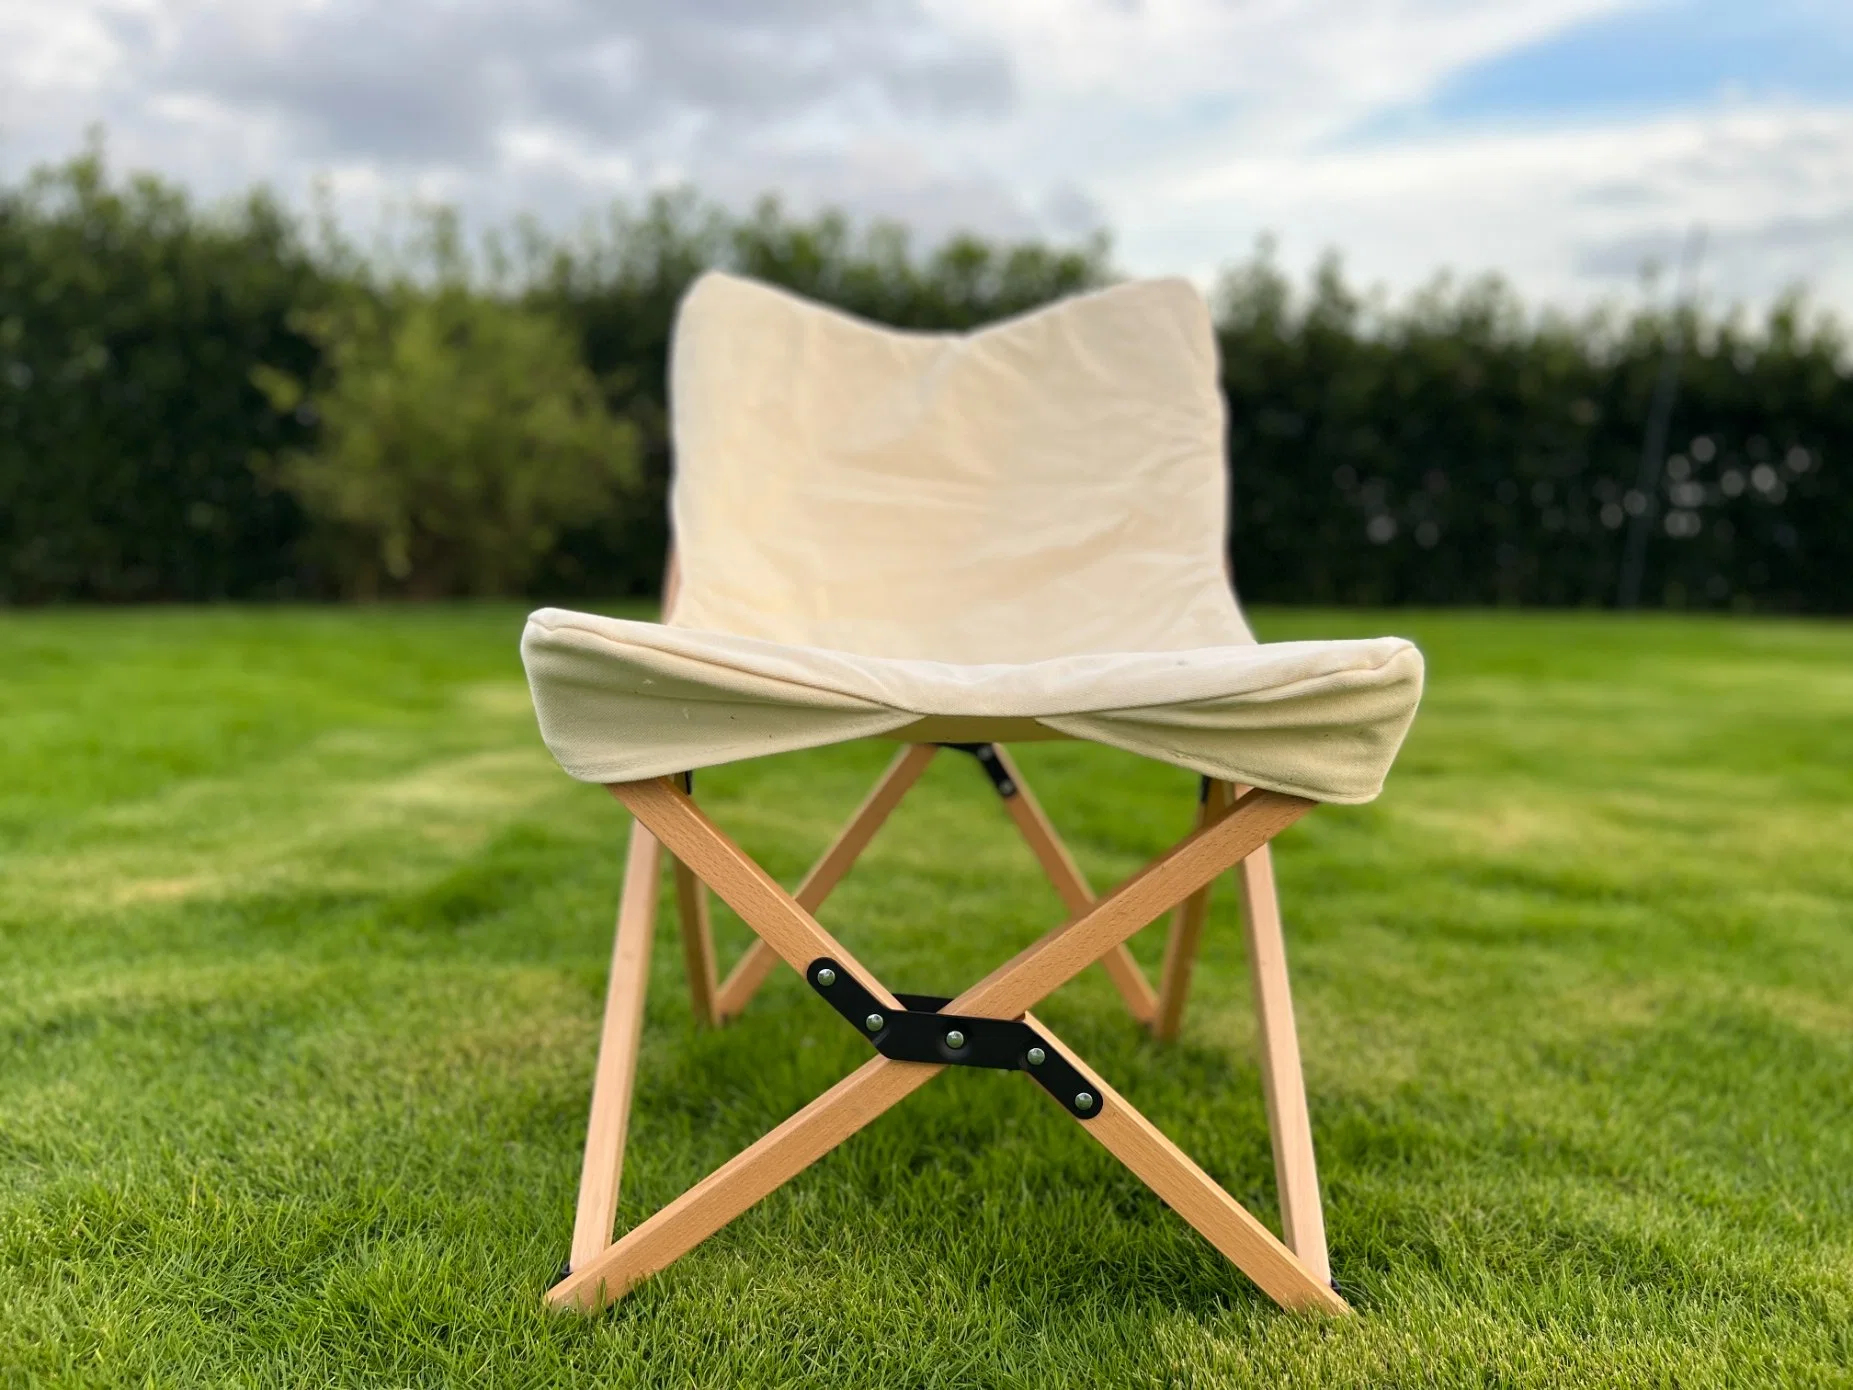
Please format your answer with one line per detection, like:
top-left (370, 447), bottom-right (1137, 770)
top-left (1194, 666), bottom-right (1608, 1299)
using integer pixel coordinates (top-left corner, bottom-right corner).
top-left (2, 604), bottom-right (1851, 1387)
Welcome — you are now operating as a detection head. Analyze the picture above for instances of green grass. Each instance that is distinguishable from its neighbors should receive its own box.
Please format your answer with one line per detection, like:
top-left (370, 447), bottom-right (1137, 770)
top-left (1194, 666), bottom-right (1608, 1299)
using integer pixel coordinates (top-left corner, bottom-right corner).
top-left (3, 605), bottom-right (1851, 1388)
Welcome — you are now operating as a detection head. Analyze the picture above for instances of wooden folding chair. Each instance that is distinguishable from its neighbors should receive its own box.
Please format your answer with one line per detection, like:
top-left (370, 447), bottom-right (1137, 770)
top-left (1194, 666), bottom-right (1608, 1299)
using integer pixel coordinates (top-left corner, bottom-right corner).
top-left (522, 271), bottom-right (1424, 1318)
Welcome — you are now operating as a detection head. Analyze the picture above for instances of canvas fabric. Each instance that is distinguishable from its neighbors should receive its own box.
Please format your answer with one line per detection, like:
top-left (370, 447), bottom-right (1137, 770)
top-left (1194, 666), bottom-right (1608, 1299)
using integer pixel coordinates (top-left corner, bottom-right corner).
top-left (522, 271), bottom-right (1424, 804)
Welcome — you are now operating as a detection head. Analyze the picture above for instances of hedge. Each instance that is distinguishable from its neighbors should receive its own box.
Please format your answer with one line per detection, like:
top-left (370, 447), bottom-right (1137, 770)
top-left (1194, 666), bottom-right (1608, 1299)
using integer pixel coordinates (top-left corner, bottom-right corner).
top-left (2, 149), bottom-right (1848, 610)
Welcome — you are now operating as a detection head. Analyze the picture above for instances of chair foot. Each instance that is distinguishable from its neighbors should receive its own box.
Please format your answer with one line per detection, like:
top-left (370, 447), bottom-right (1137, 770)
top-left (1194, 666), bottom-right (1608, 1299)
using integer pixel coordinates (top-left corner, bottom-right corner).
top-left (1030, 1013), bottom-right (1348, 1317)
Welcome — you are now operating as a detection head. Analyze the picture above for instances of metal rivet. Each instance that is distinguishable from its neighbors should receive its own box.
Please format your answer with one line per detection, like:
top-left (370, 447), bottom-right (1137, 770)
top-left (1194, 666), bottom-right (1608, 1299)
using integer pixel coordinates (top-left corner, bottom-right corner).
top-left (945, 1029), bottom-right (966, 1050)
top-left (815, 967), bottom-right (836, 987)
top-left (865, 1013), bottom-right (884, 1032)
top-left (1026, 1047), bottom-right (1046, 1066)
top-left (1074, 1091), bottom-right (1096, 1112)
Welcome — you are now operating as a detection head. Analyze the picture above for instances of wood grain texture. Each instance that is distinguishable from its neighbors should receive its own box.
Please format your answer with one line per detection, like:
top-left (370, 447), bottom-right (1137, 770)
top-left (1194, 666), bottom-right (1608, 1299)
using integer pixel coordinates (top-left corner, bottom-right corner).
top-left (989, 746), bottom-right (1157, 1024)
top-left (1027, 1013), bottom-right (1347, 1316)
top-left (673, 857), bottom-right (720, 1028)
top-left (1152, 779), bottom-right (1238, 1041)
top-left (953, 788), bottom-right (1314, 1021)
top-left (713, 744), bottom-right (937, 1019)
top-left (548, 1054), bottom-right (940, 1311)
top-left (611, 778), bottom-right (903, 1013)
top-left (562, 776), bottom-right (1320, 1316)
top-left (1239, 839), bottom-right (1331, 1281)
top-left (567, 820), bottom-right (662, 1271)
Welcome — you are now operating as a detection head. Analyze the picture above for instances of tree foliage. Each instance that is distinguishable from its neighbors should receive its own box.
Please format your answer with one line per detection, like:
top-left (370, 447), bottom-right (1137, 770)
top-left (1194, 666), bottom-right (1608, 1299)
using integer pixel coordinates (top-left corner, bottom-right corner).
top-left (0, 145), bottom-right (325, 600)
top-left (254, 275), bottom-right (638, 599)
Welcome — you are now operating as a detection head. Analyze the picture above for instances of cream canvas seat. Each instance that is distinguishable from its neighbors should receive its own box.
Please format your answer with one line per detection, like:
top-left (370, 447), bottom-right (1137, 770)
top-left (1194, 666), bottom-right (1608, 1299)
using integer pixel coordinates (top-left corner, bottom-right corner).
top-left (524, 270), bottom-right (1424, 1317)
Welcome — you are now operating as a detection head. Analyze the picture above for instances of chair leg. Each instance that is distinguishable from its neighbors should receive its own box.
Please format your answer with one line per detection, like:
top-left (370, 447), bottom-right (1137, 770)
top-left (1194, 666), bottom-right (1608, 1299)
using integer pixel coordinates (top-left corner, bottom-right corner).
top-left (673, 858), bottom-right (720, 1028)
top-left (560, 777), bottom-right (1340, 1316)
top-left (1028, 1014), bottom-right (1343, 1314)
top-left (1238, 841), bottom-right (1330, 1282)
top-left (567, 819), bottom-right (662, 1272)
top-left (713, 745), bottom-right (938, 1020)
top-left (611, 778), bottom-right (1306, 1030)
top-left (988, 746), bottom-right (1158, 1024)
top-left (1151, 779), bottom-right (1331, 1275)
top-left (548, 1054), bottom-right (937, 1311)
top-left (1153, 780), bottom-right (1236, 1041)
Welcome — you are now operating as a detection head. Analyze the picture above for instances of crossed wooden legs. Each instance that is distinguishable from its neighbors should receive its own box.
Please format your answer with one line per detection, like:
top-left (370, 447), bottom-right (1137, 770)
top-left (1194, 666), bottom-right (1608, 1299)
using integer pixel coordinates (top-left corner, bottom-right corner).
top-left (550, 756), bottom-right (1344, 1316)
top-left (701, 745), bottom-right (1154, 1024)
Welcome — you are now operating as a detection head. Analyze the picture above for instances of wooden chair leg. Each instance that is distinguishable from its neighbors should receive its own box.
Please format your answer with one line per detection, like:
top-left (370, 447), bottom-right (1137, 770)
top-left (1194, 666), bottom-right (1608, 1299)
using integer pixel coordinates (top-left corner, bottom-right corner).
top-left (1150, 779), bottom-right (1330, 1273)
top-left (561, 777), bottom-right (1337, 1316)
top-left (1238, 841), bottom-right (1330, 1282)
top-left (1029, 1014), bottom-right (1344, 1314)
top-left (713, 745), bottom-right (938, 1020)
top-left (549, 1054), bottom-right (938, 1311)
top-left (673, 858), bottom-right (720, 1028)
top-left (1152, 779), bottom-right (1237, 1041)
top-left (989, 747), bottom-right (1157, 1024)
top-left (621, 777), bottom-right (1311, 1022)
top-left (567, 819), bottom-right (662, 1271)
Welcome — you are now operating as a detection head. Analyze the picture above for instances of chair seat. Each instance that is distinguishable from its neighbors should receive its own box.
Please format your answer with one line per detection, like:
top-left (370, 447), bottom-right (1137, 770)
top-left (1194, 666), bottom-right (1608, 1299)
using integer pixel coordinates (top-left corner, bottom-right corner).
top-left (522, 607), bottom-right (1424, 805)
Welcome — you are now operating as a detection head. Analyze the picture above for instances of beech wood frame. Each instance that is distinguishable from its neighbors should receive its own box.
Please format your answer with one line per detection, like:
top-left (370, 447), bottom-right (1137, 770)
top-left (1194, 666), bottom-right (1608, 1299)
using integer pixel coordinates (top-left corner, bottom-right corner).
top-left (548, 751), bottom-right (1342, 1316)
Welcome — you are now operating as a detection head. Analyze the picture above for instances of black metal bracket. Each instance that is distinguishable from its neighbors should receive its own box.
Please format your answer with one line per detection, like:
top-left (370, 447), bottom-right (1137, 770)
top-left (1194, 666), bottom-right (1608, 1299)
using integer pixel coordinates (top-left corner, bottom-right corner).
top-left (936, 742), bottom-right (1017, 798)
top-left (806, 957), bottom-right (1101, 1120)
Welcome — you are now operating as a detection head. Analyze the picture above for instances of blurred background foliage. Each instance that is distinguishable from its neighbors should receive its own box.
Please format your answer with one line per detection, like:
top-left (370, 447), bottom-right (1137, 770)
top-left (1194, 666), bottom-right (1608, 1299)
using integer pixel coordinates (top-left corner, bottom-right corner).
top-left (0, 149), bottom-right (325, 602)
top-left (251, 213), bottom-right (639, 600)
top-left (2, 147), bottom-right (1847, 609)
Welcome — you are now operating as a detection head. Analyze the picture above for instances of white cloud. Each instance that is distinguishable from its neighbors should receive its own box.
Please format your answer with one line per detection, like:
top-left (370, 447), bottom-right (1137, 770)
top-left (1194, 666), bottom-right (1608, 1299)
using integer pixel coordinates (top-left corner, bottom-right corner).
top-left (1, 0), bottom-right (1847, 314)
top-left (916, 0), bottom-right (1852, 310)
top-left (1133, 104), bottom-right (1853, 312)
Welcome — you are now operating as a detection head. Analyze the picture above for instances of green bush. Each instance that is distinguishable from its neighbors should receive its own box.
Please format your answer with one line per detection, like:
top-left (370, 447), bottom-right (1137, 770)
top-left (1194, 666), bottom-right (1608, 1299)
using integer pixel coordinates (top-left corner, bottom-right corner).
top-left (0, 145), bottom-right (325, 601)
top-left (254, 278), bottom-right (638, 599)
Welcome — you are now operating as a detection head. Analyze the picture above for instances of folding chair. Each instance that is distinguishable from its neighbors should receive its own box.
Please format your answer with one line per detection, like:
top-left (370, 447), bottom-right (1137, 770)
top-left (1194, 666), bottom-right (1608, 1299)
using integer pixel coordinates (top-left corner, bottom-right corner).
top-left (522, 272), bottom-right (1424, 1317)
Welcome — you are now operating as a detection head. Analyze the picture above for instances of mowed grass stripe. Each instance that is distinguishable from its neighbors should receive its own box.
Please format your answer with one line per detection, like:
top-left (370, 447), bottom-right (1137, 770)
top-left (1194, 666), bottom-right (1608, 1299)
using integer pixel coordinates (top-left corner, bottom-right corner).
top-left (1, 606), bottom-right (1850, 1387)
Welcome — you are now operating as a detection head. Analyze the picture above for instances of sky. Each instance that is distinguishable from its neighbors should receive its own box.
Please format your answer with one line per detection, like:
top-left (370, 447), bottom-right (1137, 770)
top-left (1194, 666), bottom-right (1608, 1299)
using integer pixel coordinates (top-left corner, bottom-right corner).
top-left (2, 0), bottom-right (1849, 315)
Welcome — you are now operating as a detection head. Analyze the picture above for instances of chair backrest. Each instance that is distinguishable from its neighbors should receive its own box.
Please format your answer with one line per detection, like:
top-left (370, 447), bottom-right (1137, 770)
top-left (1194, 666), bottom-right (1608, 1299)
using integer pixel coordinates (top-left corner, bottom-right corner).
top-left (666, 271), bottom-right (1253, 664)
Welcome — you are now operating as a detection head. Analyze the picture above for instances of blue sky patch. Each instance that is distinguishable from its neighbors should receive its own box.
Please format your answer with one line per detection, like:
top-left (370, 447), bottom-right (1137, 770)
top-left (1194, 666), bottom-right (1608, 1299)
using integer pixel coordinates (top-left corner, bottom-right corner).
top-left (1355, 0), bottom-right (1851, 141)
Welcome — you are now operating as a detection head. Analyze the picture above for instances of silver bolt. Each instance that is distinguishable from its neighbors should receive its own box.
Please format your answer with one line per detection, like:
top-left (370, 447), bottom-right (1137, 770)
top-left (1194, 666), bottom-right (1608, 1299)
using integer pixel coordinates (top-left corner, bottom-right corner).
top-left (865, 1013), bottom-right (884, 1032)
top-left (1026, 1047), bottom-right (1046, 1066)
top-left (815, 967), bottom-right (836, 987)
top-left (945, 1029), bottom-right (966, 1050)
top-left (1074, 1091), bottom-right (1096, 1112)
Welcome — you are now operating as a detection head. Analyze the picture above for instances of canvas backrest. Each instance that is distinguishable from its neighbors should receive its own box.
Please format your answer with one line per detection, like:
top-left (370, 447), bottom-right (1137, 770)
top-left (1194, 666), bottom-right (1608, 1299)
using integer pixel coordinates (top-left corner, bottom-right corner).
top-left (665, 271), bottom-right (1253, 664)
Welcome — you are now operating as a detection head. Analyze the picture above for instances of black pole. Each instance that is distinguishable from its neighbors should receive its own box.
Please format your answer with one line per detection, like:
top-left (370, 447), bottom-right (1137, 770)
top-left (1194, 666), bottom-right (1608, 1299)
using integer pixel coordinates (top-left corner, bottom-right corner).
top-left (1617, 225), bottom-right (1705, 610)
